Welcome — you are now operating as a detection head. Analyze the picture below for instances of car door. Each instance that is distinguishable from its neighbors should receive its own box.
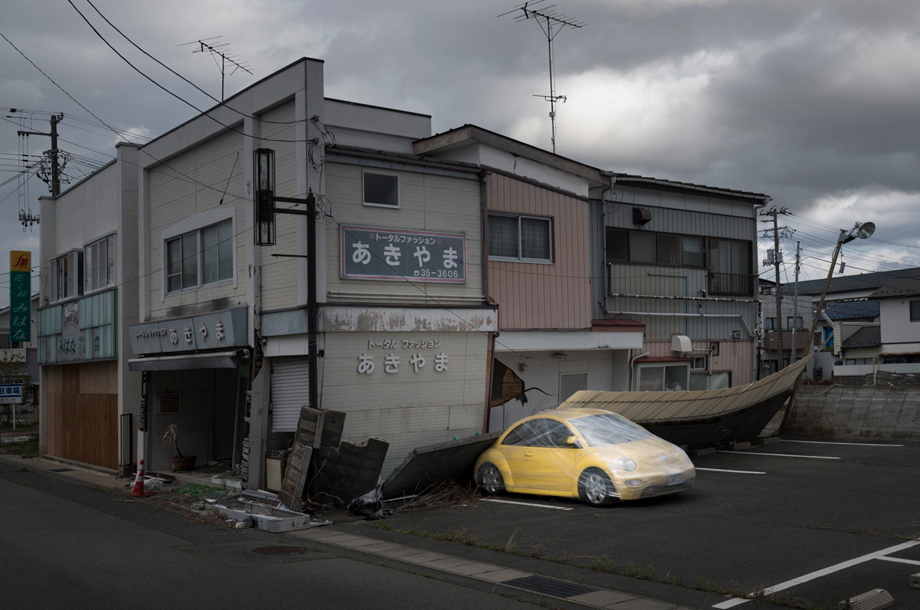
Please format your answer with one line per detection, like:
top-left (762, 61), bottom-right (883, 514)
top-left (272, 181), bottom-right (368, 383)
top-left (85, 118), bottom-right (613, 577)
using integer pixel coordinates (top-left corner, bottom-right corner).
top-left (501, 417), bottom-right (578, 493)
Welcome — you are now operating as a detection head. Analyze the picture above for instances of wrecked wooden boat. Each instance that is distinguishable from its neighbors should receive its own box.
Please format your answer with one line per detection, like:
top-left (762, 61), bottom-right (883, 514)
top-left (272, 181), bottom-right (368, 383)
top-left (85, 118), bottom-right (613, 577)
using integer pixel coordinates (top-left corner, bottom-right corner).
top-left (558, 356), bottom-right (811, 448)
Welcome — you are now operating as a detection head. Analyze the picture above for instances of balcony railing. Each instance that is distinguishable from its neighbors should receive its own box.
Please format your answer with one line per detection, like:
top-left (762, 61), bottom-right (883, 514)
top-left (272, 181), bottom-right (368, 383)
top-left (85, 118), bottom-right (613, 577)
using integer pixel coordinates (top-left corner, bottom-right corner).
top-left (709, 272), bottom-right (754, 296)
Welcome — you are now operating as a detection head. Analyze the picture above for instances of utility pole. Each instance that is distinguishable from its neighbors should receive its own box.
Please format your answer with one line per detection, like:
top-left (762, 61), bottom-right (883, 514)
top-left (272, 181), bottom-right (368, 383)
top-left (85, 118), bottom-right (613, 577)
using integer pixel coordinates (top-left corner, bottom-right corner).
top-left (16, 113), bottom-right (64, 227)
top-left (790, 241), bottom-right (801, 364)
top-left (761, 206), bottom-right (790, 371)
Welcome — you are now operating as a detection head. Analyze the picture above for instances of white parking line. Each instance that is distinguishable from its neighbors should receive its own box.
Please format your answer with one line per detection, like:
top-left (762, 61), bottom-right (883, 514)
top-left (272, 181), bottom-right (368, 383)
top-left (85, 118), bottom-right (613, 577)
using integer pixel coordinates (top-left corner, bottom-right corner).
top-left (696, 467), bottom-right (766, 475)
top-left (712, 540), bottom-right (920, 608)
top-left (717, 451), bottom-right (840, 460)
top-left (877, 556), bottom-right (920, 566)
top-left (480, 498), bottom-right (574, 511)
top-left (783, 439), bottom-right (904, 447)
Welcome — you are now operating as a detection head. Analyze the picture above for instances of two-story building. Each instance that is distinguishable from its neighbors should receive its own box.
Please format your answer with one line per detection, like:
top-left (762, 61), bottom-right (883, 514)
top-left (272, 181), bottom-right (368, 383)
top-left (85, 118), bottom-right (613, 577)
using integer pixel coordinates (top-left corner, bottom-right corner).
top-left (601, 174), bottom-right (770, 391)
top-left (38, 143), bottom-right (140, 473)
top-left (121, 59), bottom-right (495, 482)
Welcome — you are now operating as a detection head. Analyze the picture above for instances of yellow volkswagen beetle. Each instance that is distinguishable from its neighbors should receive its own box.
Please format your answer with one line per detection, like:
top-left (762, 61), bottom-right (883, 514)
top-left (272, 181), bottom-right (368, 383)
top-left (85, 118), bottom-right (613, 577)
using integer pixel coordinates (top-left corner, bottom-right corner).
top-left (474, 408), bottom-right (695, 505)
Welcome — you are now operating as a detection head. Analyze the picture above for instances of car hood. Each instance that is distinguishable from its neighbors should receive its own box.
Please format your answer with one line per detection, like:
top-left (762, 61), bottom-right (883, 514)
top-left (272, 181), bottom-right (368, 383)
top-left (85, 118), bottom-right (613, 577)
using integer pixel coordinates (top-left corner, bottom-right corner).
top-left (591, 439), bottom-right (690, 469)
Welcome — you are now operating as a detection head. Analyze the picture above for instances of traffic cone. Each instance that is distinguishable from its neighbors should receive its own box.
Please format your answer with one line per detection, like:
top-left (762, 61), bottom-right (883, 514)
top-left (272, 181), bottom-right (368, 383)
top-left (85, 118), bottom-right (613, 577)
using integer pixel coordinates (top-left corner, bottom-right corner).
top-left (131, 459), bottom-right (147, 498)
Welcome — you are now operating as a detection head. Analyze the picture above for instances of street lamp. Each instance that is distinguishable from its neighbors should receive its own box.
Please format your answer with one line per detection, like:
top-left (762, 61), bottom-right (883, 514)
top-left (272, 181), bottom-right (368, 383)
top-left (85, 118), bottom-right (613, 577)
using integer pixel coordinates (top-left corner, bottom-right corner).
top-left (780, 220), bottom-right (875, 433)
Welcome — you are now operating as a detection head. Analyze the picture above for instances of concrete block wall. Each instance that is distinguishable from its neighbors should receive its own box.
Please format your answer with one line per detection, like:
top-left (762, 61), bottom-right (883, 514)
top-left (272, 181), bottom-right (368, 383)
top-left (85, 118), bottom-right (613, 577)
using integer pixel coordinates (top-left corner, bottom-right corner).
top-left (790, 385), bottom-right (920, 441)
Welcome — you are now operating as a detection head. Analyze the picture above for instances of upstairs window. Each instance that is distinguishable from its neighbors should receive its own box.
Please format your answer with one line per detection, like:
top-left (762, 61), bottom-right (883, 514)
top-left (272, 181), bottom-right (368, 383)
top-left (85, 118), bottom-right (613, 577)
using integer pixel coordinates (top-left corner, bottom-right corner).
top-left (707, 238), bottom-right (752, 296)
top-left (910, 300), bottom-right (920, 322)
top-left (488, 214), bottom-right (552, 263)
top-left (786, 316), bottom-right (804, 331)
top-left (363, 171), bottom-right (399, 208)
top-left (166, 220), bottom-right (233, 293)
top-left (85, 235), bottom-right (116, 293)
top-left (50, 251), bottom-right (83, 302)
top-left (606, 229), bottom-right (704, 268)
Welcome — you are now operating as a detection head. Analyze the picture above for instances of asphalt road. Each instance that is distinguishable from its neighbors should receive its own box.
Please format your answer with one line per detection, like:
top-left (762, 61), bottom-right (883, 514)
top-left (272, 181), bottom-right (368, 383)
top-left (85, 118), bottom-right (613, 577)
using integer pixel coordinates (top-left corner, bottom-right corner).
top-left (370, 438), bottom-right (920, 610)
top-left (0, 462), bottom-right (579, 610)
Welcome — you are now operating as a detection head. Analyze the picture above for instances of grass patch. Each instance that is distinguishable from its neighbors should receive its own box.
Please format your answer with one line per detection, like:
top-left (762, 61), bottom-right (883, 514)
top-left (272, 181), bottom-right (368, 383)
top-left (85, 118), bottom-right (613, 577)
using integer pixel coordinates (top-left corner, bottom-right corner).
top-left (0, 435), bottom-right (39, 458)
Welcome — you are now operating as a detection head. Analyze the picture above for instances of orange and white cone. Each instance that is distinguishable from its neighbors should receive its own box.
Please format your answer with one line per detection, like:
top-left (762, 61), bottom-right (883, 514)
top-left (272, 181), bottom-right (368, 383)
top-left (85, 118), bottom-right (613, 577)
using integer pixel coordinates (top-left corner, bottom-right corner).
top-left (131, 459), bottom-right (147, 498)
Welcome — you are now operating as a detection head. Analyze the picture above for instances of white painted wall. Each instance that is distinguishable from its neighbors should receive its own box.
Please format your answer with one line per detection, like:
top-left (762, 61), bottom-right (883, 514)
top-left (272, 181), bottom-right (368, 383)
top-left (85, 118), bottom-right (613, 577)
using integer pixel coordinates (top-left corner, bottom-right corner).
top-left (879, 299), bottom-right (920, 345)
top-left (321, 330), bottom-right (490, 475)
top-left (324, 162), bottom-right (484, 304)
top-left (50, 163), bottom-right (119, 256)
top-left (488, 349), bottom-right (630, 431)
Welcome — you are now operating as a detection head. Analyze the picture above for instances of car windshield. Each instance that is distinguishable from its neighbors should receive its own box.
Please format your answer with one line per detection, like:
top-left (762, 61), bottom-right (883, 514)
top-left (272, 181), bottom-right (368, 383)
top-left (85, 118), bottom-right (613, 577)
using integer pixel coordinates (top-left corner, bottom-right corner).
top-left (568, 413), bottom-right (656, 447)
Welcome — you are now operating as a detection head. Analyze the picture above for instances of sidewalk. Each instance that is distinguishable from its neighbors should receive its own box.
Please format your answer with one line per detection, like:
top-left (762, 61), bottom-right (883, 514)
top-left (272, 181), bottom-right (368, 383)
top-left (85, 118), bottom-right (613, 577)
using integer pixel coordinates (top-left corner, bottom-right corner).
top-left (0, 453), bottom-right (710, 610)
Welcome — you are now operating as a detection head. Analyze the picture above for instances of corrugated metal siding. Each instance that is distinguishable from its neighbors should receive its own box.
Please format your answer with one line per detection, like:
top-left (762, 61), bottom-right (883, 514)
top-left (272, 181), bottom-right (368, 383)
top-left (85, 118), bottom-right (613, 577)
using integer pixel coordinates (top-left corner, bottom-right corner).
top-left (607, 205), bottom-right (755, 241)
top-left (607, 264), bottom-right (757, 340)
top-left (487, 174), bottom-right (591, 330)
top-left (644, 339), bottom-right (755, 385)
top-left (270, 357), bottom-right (309, 433)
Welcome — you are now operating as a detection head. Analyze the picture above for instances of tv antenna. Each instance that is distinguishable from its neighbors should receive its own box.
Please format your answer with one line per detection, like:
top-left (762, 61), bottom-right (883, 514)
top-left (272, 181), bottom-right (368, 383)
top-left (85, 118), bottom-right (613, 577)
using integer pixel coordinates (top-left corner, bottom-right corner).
top-left (499, 1), bottom-right (586, 153)
top-left (180, 36), bottom-right (253, 101)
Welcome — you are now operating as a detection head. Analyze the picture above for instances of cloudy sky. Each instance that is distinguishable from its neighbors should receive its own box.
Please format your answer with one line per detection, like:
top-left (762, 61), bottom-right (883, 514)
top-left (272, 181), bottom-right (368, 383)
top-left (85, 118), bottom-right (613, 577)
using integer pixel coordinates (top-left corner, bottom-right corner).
top-left (3, 0), bottom-right (920, 308)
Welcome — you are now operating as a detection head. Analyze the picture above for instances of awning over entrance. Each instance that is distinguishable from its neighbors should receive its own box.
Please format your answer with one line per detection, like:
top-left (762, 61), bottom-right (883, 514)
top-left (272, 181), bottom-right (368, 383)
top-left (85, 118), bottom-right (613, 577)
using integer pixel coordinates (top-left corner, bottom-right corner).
top-left (128, 350), bottom-right (242, 372)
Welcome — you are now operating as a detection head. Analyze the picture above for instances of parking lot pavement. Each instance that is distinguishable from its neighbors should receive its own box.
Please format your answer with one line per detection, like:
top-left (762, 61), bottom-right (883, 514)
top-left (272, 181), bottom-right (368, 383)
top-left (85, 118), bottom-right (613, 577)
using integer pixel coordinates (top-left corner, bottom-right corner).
top-left (368, 437), bottom-right (920, 610)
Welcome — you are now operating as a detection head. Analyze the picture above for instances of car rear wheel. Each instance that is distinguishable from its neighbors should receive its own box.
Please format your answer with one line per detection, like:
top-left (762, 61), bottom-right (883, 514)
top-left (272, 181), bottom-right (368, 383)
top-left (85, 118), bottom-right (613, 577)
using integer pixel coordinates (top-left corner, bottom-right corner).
top-left (579, 468), bottom-right (616, 506)
top-left (477, 462), bottom-right (505, 495)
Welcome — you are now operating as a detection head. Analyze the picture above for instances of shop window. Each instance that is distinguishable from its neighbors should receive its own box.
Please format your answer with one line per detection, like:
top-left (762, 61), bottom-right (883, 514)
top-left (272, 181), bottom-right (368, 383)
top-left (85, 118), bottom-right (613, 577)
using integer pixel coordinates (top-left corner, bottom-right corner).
top-left (84, 235), bottom-right (116, 294)
top-left (910, 300), bottom-right (920, 322)
top-left (50, 250), bottom-right (84, 302)
top-left (363, 171), bottom-right (399, 208)
top-left (166, 219), bottom-right (233, 293)
top-left (488, 214), bottom-right (552, 263)
top-left (636, 362), bottom-right (689, 392)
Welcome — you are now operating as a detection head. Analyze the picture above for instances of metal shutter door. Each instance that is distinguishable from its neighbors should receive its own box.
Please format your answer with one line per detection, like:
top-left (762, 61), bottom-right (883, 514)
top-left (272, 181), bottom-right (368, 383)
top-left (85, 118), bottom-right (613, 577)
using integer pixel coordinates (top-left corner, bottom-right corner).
top-left (270, 357), bottom-right (309, 433)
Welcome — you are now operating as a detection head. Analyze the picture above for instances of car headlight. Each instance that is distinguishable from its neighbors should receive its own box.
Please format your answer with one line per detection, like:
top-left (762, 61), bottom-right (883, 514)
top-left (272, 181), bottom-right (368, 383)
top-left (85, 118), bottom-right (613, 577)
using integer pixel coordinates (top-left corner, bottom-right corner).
top-left (616, 457), bottom-right (637, 471)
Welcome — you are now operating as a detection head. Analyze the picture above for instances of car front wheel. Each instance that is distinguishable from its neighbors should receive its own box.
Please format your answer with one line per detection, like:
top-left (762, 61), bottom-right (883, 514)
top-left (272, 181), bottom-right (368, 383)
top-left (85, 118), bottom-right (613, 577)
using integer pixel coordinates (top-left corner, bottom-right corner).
top-left (578, 468), bottom-right (616, 506)
top-left (477, 462), bottom-right (505, 495)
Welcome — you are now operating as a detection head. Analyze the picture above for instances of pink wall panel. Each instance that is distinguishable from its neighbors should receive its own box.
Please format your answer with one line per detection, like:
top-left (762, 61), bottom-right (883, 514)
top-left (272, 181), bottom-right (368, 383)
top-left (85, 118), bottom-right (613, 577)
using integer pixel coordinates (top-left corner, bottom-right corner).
top-left (487, 174), bottom-right (591, 330)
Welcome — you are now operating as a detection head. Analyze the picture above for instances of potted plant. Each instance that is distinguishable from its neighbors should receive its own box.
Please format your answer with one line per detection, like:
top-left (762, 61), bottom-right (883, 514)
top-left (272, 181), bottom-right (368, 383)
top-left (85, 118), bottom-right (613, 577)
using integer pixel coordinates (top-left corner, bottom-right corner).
top-left (161, 424), bottom-right (196, 471)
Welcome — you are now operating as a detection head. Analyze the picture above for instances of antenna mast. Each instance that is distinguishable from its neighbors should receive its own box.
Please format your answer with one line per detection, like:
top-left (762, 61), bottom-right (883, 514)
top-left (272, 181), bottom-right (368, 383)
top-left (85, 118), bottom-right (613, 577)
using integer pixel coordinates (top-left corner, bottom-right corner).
top-left (500, 1), bottom-right (586, 153)
top-left (180, 37), bottom-right (253, 101)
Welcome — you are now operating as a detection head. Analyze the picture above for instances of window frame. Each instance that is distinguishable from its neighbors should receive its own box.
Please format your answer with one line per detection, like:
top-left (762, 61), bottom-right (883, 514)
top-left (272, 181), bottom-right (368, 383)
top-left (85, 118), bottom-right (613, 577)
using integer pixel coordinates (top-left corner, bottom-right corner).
top-left (84, 234), bottom-right (116, 295)
top-left (634, 362), bottom-right (690, 392)
top-left (488, 213), bottom-right (553, 264)
top-left (362, 170), bottom-right (400, 209)
top-left (165, 219), bottom-right (234, 295)
top-left (910, 300), bottom-right (920, 322)
top-left (49, 250), bottom-right (84, 303)
top-left (604, 227), bottom-right (707, 269)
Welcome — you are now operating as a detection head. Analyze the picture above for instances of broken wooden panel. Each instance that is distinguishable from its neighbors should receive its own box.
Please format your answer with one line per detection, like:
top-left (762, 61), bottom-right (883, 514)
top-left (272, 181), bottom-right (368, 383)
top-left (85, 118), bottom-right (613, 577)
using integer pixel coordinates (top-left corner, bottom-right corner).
top-left (279, 406), bottom-right (347, 510)
top-left (311, 437), bottom-right (389, 506)
top-left (381, 432), bottom-right (502, 499)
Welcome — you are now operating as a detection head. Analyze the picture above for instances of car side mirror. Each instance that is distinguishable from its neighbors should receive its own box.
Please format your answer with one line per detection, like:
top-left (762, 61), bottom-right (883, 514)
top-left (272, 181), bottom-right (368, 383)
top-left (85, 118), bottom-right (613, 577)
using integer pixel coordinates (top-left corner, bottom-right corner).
top-left (566, 436), bottom-right (583, 448)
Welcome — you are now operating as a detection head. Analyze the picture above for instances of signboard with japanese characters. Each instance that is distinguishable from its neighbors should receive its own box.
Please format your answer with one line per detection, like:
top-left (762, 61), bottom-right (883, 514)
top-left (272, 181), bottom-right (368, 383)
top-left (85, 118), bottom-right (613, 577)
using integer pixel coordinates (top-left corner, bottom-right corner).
top-left (341, 225), bottom-right (466, 283)
top-left (356, 337), bottom-right (451, 377)
top-left (37, 289), bottom-right (117, 364)
top-left (129, 307), bottom-right (248, 355)
top-left (9, 251), bottom-right (31, 343)
top-left (0, 384), bottom-right (23, 405)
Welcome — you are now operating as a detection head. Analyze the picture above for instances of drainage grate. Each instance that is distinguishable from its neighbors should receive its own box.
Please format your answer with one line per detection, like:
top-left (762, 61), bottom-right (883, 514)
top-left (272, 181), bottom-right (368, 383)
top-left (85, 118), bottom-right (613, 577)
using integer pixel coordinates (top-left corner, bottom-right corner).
top-left (251, 546), bottom-right (309, 556)
top-left (49, 468), bottom-right (75, 473)
top-left (504, 575), bottom-right (599, 598)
